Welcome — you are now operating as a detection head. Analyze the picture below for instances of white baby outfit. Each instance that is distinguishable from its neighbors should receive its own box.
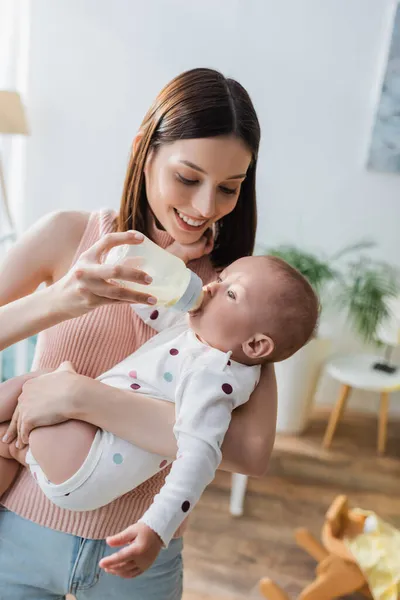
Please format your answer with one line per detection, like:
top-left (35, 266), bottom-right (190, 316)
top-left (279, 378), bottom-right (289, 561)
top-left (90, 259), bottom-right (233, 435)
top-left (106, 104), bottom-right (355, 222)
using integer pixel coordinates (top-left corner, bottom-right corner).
top-left (27, 305), bottom-right (260, 546)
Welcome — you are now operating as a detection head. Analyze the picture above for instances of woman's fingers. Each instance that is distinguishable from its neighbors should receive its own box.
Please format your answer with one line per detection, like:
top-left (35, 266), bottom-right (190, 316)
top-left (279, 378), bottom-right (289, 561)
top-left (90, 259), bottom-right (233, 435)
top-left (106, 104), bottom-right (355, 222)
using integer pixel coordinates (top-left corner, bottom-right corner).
top-left (16, 413), bottom-right (25, 449)
top-left (82, 231), bottom-right (144, 263)
top-left (3, 406), bottom-right (19, 443)
top-left (203, 227), bottom-right (215, 254)
top-left (78, 276), bottom-right (157, 305)
top-left (76, 262), bottom-right (152, 287)
top-left (18, 413), bottom-right (32, 447)
top-left (55, 361), bottom-right (76, 373)
top-left (74, 262), bottom-right (157, 305)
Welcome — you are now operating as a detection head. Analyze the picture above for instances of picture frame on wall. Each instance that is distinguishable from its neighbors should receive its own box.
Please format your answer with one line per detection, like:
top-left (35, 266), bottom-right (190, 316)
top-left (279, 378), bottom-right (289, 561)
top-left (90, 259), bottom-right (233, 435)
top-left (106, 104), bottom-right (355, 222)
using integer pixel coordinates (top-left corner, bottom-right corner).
top-left (367, 3), bottom-right (400, 174)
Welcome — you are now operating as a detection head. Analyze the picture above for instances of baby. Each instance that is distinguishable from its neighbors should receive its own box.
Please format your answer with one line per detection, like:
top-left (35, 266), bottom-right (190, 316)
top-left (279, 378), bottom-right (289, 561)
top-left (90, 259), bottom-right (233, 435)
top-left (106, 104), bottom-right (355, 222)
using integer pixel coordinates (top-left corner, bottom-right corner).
top-left (0, 255), bottom-right (318, 570)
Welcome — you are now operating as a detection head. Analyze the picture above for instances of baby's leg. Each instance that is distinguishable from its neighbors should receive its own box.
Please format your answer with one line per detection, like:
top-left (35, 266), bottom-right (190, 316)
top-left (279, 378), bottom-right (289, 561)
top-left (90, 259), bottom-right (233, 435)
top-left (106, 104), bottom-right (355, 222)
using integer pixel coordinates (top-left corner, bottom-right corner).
top-left (0, 423), bottom-right (24, 496)
top-left (0, 375), bottom-right (25, 422)
top-left (28, 421), bottom-right (98, 484)
top-left (0, 373), bottom-right (97, 496)
top-left (0, 376), bottom-right (27, 496)
top-left (30, 429), bottom-right (170, 511)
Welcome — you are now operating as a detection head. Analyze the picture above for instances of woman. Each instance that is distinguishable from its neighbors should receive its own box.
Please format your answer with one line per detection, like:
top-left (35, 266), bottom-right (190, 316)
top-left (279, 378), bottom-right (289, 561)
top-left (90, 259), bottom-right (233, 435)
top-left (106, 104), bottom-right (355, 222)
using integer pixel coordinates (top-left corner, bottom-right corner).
top-left (0, 68), bottom-right (277, 599)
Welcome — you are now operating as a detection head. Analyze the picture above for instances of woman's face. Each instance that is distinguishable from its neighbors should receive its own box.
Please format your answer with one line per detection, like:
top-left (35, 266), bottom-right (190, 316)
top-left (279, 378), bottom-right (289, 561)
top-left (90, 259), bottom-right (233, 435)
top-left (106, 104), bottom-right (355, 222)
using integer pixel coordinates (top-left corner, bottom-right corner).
top-left (144, 135), bottom-right (252, 244)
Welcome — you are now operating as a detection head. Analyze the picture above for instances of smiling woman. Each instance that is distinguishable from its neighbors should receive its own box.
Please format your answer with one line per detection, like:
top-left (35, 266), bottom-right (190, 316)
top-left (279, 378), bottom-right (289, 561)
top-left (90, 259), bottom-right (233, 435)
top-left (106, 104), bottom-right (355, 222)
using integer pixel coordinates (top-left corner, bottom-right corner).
top-left (116, 68), bottom-right (259, 269)
top-left (144, 137), bottom-right (251, 239)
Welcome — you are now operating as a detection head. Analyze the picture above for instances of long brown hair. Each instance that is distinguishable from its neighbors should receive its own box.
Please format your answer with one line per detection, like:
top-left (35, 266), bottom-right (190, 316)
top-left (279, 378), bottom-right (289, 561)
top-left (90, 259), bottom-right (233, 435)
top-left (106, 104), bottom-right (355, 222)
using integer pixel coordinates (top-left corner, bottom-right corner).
top-left (116, 68), bottom-right (260, 269)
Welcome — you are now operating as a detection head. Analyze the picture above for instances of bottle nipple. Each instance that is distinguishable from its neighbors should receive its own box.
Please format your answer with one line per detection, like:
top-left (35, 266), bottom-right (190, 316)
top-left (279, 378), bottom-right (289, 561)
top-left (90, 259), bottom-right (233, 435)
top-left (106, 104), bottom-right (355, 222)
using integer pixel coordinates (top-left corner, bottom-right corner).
top-left (189, 289), bottom-right (204, 313)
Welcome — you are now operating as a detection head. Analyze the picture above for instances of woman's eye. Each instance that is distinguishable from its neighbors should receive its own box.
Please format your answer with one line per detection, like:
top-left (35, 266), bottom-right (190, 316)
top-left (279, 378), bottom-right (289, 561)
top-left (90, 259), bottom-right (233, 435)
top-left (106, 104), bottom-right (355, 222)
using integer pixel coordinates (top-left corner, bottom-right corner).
top-left (177, 173), bottom-right (199, 186)
top-left (227, 290), bottom-right (236, 300)
top-left (219, 186), bottom-right (238, 195)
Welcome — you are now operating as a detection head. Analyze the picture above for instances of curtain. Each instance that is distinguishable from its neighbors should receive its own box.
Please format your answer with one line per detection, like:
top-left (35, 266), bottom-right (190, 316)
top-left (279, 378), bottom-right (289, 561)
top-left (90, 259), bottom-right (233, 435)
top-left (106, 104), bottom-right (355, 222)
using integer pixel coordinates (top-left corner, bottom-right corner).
top-left (0, 0), bottom-right (32, 381)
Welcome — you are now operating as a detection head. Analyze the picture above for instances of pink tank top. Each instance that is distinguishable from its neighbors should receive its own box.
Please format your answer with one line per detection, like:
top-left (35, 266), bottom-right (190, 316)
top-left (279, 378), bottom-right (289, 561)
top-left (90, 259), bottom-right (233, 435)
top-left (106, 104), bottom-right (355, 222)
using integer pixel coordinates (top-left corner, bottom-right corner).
top-left (2, 210), bottom-right (216, 539)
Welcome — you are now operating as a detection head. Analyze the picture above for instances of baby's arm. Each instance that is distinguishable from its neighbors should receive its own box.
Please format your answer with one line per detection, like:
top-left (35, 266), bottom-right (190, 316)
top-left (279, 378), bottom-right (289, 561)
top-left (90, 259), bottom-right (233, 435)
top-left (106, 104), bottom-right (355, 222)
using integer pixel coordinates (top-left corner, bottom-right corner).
top-left (138, 365), bottom-right (252, 547)
top-left (132, 304), bottom-right (185, 333)
top-left (99, 364), bottom-right (243, 576)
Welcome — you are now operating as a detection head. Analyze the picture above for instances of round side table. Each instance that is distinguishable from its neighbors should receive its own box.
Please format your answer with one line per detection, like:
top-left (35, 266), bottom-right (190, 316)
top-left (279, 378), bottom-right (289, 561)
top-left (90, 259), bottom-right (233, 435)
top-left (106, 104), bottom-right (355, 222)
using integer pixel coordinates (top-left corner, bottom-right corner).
top-left (322, 354), bottom-right (400, 455)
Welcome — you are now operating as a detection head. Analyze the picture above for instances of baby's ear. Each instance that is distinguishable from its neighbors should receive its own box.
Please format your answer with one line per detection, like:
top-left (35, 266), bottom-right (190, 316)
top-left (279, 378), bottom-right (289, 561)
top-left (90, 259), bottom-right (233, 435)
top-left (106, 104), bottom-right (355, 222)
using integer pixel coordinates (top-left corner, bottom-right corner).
top-left (242, 334), bottom-right (274, 361)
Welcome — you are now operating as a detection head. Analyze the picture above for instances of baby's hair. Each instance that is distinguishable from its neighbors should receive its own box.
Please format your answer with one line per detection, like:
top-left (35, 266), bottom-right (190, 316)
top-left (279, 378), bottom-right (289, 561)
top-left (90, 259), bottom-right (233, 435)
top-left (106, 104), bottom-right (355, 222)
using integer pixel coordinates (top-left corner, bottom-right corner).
top-left (259, 255), bottom-right (320, 362)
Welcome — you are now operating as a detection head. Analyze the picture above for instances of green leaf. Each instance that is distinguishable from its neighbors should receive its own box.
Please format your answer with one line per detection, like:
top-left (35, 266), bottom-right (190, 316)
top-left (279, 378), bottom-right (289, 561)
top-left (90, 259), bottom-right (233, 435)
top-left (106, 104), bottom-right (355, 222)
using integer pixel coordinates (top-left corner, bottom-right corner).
top-left (267, 245), bottom-right (337, 293)
top-left (261, 243), bottom-right (400, 345)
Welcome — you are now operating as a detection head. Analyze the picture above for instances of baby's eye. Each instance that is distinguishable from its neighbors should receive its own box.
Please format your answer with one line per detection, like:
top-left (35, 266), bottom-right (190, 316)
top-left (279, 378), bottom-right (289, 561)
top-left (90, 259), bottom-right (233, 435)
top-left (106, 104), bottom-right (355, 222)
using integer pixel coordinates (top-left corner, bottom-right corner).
top-left (227, 290), bottom-right (236, 300)
top-left (216, 276), bottom-right (222, 283)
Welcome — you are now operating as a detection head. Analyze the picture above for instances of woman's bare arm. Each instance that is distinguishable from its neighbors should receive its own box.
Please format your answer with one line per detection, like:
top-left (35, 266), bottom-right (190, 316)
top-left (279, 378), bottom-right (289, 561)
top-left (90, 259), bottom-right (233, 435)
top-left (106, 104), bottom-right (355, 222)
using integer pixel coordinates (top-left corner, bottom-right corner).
top-left (0, 212), bottom-right (88, 351)
top-left (9, 368), bottom-right (178, 454)
top-left (220, 364), bottom-right (277, 476)
top-left (12, 363), bottom-right (276, 476)
top-left (0, 211), bottom-right (157, 353)
top-left (72, 366), bottom-right (277, 475)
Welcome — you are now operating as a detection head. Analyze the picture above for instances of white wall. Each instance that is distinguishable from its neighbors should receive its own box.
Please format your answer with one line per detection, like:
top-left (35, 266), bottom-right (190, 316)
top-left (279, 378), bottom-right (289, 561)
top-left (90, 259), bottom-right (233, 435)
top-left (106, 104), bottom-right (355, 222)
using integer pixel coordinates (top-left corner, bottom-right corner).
top-left (22, 0), bottom-right (400, 413)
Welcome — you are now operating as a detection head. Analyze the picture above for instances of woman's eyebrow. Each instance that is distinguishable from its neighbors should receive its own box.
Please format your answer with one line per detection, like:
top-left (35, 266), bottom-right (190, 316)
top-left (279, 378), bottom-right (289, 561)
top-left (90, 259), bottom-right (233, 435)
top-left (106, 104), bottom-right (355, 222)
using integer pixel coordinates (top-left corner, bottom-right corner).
top-left (179, 160), bottom-right (246, 180)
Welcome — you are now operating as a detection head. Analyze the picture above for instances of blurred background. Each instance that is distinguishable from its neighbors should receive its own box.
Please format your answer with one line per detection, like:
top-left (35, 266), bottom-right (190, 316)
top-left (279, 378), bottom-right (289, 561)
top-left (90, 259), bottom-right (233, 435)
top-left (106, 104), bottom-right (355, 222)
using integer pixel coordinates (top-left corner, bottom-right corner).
top-left (1, 2), bottom-right (399, 598)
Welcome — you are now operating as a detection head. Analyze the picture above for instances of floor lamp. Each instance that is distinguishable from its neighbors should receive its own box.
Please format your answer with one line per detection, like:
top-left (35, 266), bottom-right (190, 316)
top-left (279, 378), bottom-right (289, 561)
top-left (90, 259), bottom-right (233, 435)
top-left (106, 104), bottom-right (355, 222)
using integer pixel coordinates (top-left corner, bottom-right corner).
top-left (0, 90), bottom-right (29, 378)
top-left (0, 90), bottom-right (29, 237)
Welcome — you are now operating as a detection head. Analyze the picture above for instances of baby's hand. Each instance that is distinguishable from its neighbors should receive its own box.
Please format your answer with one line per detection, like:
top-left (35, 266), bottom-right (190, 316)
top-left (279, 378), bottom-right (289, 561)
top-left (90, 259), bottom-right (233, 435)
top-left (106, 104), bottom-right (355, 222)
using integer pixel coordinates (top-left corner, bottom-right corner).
top-left (166, 227), bottom-right (214, 264)
top-left (99, 522), bottom-right (163, 579)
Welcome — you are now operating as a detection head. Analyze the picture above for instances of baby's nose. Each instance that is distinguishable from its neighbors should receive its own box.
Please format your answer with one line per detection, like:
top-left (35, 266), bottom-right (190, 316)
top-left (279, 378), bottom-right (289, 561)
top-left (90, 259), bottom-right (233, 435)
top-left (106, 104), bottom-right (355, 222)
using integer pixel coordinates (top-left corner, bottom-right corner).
top-left (206, 280), bottom-right (219, 296)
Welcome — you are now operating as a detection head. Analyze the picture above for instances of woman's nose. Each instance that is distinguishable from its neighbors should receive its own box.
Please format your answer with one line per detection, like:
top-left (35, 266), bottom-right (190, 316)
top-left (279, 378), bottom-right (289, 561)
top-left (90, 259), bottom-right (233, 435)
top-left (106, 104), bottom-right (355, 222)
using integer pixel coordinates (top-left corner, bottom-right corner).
top-left (192, 187), bottom-right (216, 219)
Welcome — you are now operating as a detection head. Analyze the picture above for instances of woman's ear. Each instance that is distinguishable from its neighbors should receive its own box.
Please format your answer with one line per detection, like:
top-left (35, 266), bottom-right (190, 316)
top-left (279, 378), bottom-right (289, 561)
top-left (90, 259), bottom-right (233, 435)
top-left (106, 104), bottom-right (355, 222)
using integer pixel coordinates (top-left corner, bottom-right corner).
top-left (242, 333), bottom-right (274, 361)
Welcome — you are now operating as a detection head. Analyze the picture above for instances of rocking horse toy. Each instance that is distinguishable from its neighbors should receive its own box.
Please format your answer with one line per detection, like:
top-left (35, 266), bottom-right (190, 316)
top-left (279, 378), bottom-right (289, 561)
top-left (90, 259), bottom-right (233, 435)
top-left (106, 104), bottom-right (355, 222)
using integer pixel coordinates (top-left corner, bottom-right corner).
top-left (260, 495), bottom-right (400, 600)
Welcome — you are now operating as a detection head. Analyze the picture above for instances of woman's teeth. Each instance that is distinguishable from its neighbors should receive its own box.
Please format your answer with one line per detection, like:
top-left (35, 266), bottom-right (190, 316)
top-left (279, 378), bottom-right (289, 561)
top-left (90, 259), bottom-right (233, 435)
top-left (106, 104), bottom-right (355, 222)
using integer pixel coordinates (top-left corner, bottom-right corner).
top-left (177, 211), bottom-right (206, 228)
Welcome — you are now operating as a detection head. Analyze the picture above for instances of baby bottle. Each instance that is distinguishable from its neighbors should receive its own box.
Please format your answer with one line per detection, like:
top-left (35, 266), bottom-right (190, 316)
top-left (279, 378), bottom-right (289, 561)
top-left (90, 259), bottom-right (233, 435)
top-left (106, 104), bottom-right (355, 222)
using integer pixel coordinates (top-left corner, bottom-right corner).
top-left (105, 235), bottom-right (204, 312)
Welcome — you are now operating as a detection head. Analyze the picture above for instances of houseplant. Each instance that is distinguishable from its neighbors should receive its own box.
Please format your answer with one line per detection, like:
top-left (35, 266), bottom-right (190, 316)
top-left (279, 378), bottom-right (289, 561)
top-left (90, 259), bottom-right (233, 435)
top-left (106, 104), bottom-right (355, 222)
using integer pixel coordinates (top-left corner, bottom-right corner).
top-left (263, 243), bottom-right (399, 434)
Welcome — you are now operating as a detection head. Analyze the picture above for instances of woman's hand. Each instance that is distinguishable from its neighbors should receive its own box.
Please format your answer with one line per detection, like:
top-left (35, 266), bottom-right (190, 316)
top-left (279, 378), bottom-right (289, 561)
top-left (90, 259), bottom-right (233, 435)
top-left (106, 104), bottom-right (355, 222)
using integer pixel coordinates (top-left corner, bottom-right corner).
top-left (52, 231), bottom-right (157, 319)
top-left (166, 227), bottom-right (214, 264)
top-left (4, 362), bottom-right (79, 447)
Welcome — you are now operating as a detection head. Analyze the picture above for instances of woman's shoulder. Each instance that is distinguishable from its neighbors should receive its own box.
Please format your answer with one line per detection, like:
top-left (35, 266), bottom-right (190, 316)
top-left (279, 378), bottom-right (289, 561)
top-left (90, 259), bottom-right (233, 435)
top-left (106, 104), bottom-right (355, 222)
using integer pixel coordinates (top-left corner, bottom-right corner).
top-left (39, 210), bottom-right (91, 254)
top-left (38, 209), bottom-right (90, 237)
top-left (38, 208), bottom-right (115, 248)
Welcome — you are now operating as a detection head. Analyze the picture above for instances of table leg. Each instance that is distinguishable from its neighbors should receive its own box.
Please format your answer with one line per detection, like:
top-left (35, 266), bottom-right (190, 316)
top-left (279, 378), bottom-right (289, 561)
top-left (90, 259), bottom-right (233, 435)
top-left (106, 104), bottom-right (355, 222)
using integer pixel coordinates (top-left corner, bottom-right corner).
top-left (378, 391), bottom-right (390, 455)
top-left (322, 384), bottom-right (351, 449)
top-left (229, 473), bottom-right (248, 516)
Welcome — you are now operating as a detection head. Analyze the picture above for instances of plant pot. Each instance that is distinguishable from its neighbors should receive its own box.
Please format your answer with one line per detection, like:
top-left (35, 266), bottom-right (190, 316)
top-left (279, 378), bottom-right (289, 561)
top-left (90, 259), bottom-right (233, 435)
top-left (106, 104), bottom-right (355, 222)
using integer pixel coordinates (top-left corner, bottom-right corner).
top-left (275, 337), bottom-right (332, 434)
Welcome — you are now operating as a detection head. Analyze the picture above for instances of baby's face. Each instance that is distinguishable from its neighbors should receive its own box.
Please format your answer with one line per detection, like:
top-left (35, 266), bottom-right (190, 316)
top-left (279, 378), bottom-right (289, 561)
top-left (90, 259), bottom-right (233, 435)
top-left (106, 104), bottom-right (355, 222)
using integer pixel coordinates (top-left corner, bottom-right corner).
top-left (189, 257), bottom-right (270, 354)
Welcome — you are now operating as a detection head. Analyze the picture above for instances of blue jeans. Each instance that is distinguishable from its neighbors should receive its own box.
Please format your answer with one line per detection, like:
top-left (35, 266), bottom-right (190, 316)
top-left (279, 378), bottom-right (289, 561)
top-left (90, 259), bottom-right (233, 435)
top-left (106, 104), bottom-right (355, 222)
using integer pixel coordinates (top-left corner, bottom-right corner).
top-left (0, 506), bottom-right (183, 599)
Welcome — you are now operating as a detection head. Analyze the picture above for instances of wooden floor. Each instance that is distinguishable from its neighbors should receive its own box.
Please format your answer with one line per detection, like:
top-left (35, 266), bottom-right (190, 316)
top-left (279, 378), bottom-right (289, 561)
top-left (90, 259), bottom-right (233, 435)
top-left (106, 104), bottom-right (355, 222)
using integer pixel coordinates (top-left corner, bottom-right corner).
top-left (66, 409), bottom-right (399, 600)
top-left (182, 409), bottom-right (400, 599)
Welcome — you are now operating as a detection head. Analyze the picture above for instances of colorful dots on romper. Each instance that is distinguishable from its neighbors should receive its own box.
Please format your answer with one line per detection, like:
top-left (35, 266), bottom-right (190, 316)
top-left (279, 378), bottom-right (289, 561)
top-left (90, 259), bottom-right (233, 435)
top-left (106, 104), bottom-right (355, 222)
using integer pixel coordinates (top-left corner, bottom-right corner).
top-left (163, 372), bottom-right (173, 382)
top-left (129, 370), bottom-right (137, 379)
top-left (159, 459), bottom-right (168, 469)
top-left (222, 383), bottom-right (233, 395)
top-left (113, 453), bottom-right (124, 465)
top-left (169, 348), bottom-right (179, 356)
top-left (150, 310), bottom-right (159, 320)
top-left (181, 501), bottom-right (190, 513)
top-left (130, 383), bottom-right (141, 390)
